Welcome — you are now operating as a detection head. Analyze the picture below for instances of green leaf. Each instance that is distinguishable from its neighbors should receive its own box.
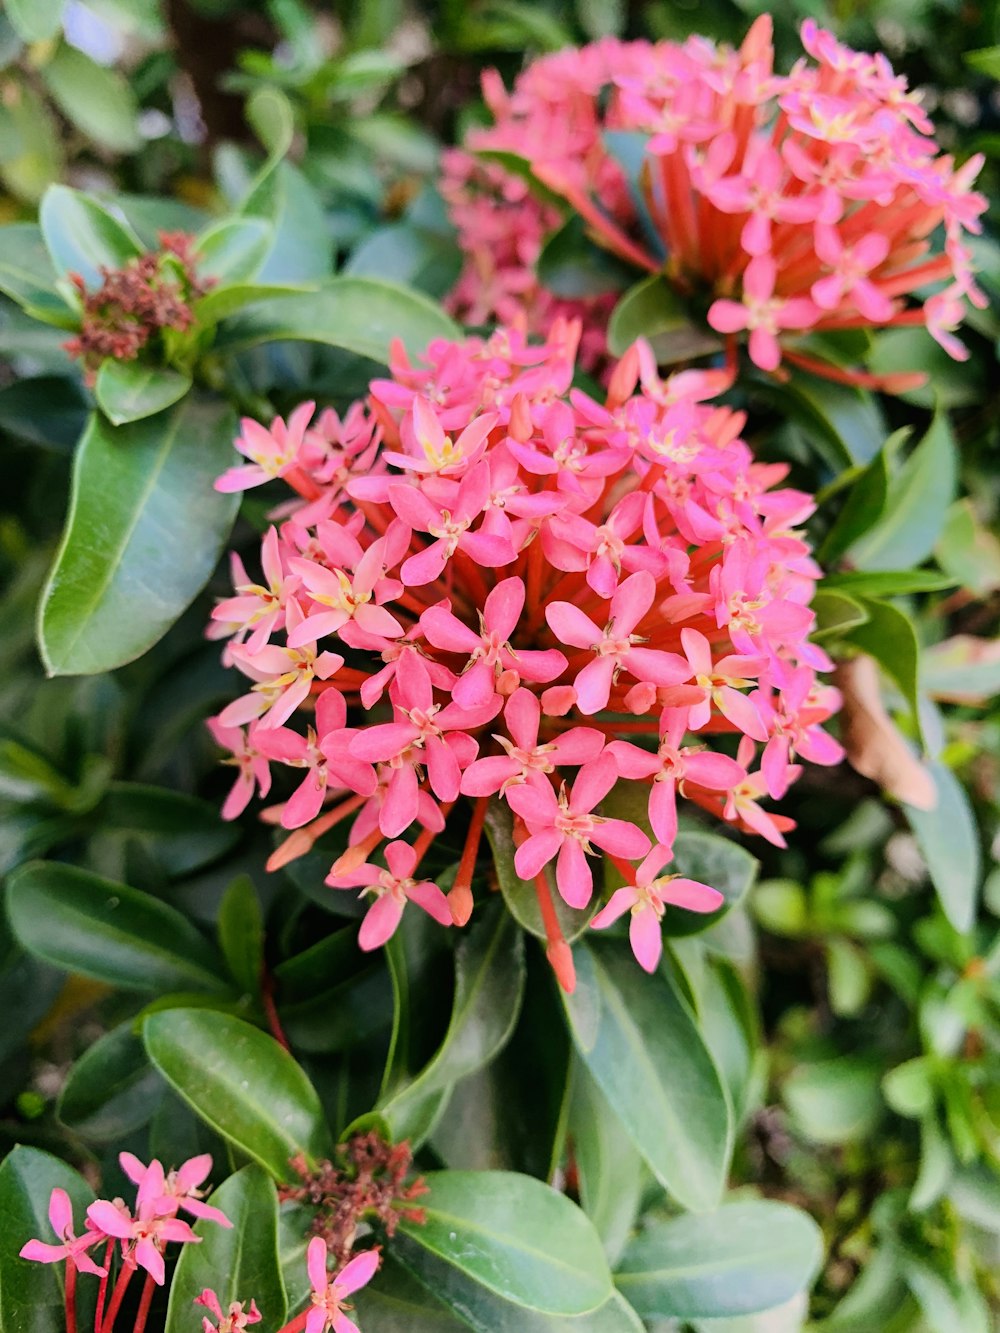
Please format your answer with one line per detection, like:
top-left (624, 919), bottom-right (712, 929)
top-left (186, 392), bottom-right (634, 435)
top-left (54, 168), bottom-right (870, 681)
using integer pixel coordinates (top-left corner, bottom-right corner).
top-left (823, 569), bottom-right (956, 597)
top-left (0, 375), bottom-right (88, 449)
top-left (484, 796), bottom-right (593, 945)
top-left (94, 782), bottom-right (240, 878)
top-left (660, 831), bottom-right (758, 938)
top-left (811, 590), bottom-right (869, 642)
top-left (346, 222), bottom-right (462, 300)
top-left (95, 361), bottom-right (192, 426)
top-left (783, 1056), bottom-right (883, 1145)
top-left (537, 215), bottom-right (635, 299)
top-left (935, 500), bottom-right (1000, 596)
top-left (39, 184), bottom-right (142, 288)
top-left (192, 281), bottom-right (315, 325)
top-left (243, 162), bottom-right (332, 283)
top-left (0, 77), bottom-right (63, 205)
top-left (38, 396), bottom-right (239, 676)
top-left (568, 1058), bottom-right (644, 1265)
top-left (844, 598), bottom-right (921, 731)
top-left (774, 375), bottom-right (887, 467)
top-left (144, 1008), bottom-right (333, 1180)
top-left (0, 223), bottom-right (69, 321)
top-left (818, 443), bottom-right (892, 565)
top-left (57, 1021), bottom-right (163, 1142)
top-left (218, 875), bottom-right (264, 997)
top-left (616, 1201), bottom-right (822, 1320)
top-left (6, 860), bottom-right (227, 993)
top-left (562, 940), bottom-right (732, 1211)
top-left (5, 0), bottom-right (64, 43)
top-left (40, 42), bottom-right (139, 153)
top-left (380, 901), bottom-right (525, 1143)
top-left (607, 275), bottom-right (720, 362)
top-left (214, 278), bottom-right (458, 364)
top-left (849, 411), bottom-right (957, 571)
top-left (193, 217), bottom-right (274, 284)
top-left (903, 761), bottom-right (981, 934)
top-left (394, 1170), bottom-right (613, 1316)
top-left (354, 1255), bottom-right (469, 1330)
top-left (165, 1166), bottom-right (287, 1333)
top-left (0, 1146), bottom-right (94, 1333)
top-left (576, 0), bottom-right (625, 38)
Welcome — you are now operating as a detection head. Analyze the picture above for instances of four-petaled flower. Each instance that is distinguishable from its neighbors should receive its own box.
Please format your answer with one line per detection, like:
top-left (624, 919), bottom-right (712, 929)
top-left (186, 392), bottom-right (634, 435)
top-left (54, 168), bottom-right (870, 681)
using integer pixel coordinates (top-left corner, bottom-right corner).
top-left (327, 839), bottom-right (452, 949)
top-left (306, 1237), bottom-right (380, 1333)
top-left (19, 1188), bottom-right (107, 1275)
top-left (195, 1289), bottom-right (262, 1333)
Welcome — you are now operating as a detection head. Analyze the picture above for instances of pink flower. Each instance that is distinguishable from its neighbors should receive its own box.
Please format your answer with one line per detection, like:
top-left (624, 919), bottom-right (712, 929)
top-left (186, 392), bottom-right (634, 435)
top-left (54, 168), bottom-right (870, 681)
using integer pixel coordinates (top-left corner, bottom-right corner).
top-left (545, 571), bottom-right (691, 715)
top-left (507, 754), bottom-right (650, 908)
top-left (306, 1238), bottom-right (380, 1333)
top-left (206, 718), bottom-right (272, 820)
top-left (118, 1153), bottom-right (231, 1229)
top-left (591, 845), bottom-right (724, 971)
top-left (19, 1188), bottom-right (107, 1276)
top-left (194, 1290), bottom-right (262, 1333)
top-left (86, 1196), bottom-right (199, 1287)
top-left (327, 839), bottom-right (451, 949)
top-left (215, 403), bottom-right (315, 493)
top-left (461, 687), bottom-right (604, 797)
top-left (708, 256), bottom-right (819, 372)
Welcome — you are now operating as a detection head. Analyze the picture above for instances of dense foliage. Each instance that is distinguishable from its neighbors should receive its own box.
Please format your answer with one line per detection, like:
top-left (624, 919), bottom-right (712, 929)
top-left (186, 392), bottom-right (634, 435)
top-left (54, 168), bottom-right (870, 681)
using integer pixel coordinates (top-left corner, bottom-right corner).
top-left (1, 1), bottom-right (999, 1331)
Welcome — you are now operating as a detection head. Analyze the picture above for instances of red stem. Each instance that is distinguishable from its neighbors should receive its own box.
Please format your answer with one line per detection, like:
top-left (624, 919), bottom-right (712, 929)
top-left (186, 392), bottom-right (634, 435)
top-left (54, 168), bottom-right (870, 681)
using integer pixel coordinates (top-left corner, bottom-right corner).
top-left (94, 1241), bottom-right (114, 1333)
top-left (65, 1259), bottom-right (77, 1333)
top-left (274, 1313), bottom-right (309, 1333)
top-left (533, 871), bottom-right (576, 993)
top-left (100, 1262), bottom-right (135, 1333)
top-left (261, 966), bottom-right (291, 1051)
top-left (131, 1273), bottom-right (156, 1333)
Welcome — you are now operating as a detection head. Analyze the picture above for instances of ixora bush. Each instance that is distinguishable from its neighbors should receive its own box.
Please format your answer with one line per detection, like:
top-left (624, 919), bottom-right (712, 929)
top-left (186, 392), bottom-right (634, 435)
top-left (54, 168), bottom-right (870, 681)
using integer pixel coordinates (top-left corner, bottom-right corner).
top-left (1, 5), bottom-right (1000, 1332)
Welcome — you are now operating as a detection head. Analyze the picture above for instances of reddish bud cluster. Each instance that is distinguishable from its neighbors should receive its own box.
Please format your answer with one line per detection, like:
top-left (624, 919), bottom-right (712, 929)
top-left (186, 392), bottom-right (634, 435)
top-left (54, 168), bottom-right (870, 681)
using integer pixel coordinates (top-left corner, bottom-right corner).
top-left (279, 1135), bottom-right (427, 1269)
top-left (63, 231), bottom-right (213, 382)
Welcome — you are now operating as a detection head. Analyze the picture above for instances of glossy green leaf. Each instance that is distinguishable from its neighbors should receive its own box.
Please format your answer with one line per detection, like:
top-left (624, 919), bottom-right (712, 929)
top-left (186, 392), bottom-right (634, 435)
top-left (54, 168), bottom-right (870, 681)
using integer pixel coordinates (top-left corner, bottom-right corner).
top-left (41, 42), bottom-right (139, 153)
top-left (903, 761), bottom-right (981, 933)
top-left (935, 499), bottom-right (1000, 596)
top-left (811, 590), bottom-right (869, 642)
top-left (562, 940), bottom-right (732, 1211)
top-left (0, 223), bottom-right (69, 321)
top-left (242, 161), bottom-right (332, 283)
top-left (346, 222), bottom-right (463, 300)
top-left (7, 860), bottom-right (227, 992)
top-left (214, 278), bottom-right (458, 364)
top-left (218, 875), bottom-right (264, 996)
top-left (192, 281), bottom-right (314, 325)
top-left (568, 1058), bottom-right (644, 1265)
top-left (38, 396), bottom-right (239, 676)
top-left (380, 901), bottom-right (525, 1143)
top-left (0, 375), bottom-right (88, 449)
top-left (849, 411), bottom-right (957, 571)
top-left (39, 184), bottom-right (142, 289)
top-left (818, 443), bottom-right (892, 564)
top-left (783, 1056), bottom-right (883, 1144)
top-left (823, 569), bottom-right (956, 597)
top-left (57, 1021), bottom-right (162, 1142)
top-left (144, 1008), bottom-right (333, 1180)
top-left (537, 215), bottom-right (635, 299)
top-left (94, 361), bottom-right (191, 426)
top-left (608, 274), bottom-right (719, 362)
top-left (165, 1166), bottom-right (287, 1333)
top-left (921, 635), bottom-right (1000, 703)
top-left (353, 1255), bottom-right (469, 1330)
top-left (0, 77), bottom-right (63, 204)
top-left (193, 217), bottom-right (273, 284)
top-left (394, 1170), bottom-right (613, 1316)
top-left (485, 796), bottom-right (593, 945)
top-left (616, 1201), bottom-right (823, 1319)
top-left (844, 598), bottom-right (921, 731)
top-left (0, 1147), bottom-right (95, 1333)
top-left (94, 782), bottom-right (240, 877)
top-left (5, 0), bottom-right (64, 43)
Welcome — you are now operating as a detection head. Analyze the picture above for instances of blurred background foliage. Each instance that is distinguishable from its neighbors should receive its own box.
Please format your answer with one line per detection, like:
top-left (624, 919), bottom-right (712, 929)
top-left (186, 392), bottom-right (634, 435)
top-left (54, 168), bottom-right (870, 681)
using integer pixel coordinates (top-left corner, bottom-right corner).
top-left (1, 1), bottom-right (1000, 1331)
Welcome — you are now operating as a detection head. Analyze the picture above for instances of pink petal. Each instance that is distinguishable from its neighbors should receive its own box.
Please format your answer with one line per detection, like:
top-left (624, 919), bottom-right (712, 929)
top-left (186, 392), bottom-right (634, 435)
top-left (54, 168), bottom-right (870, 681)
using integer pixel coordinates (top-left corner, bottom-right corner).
top-left (573, 656), bottom-right (616, 715)
top-left (505, 688), bottom-right (540, 750)
top-left (307, 1236), bottom-right (329, 1295)
top-left (748, 327), bottom-right (781, 372)
top-left (359, 893), bottom-right (405, 950)
top-left (570, 754), bottom-right (618, 814)
top-left (483, 577), bottom-right (524, 639)
top-left (48, 1188), bottom-right (72, 1238)
top-left (545, 602), bottom-right (600, 649)
top-left (610, 571), bottom-right (655, 635)
top-left (590, 885), bottom-right (638, 929)
top-left (514, 829), bottom-right (563, 880)
top-left (136, 1237), bottom-right (165, 1285)
top-left (590, 818), bottom-right (650, 859)
top-left (407, 882), bottom-right (453, 926)
top-left (663, 877), bottom-right (725, 913)
top-left (460, 755), bottom-right (519, 796)
top-left (87, 1202), bottom-right (133, 1239)
top-left (19, 1240), bottom-right (69, 1264)
top-left (707, 299), bottom-right (749, 334)
top-left (384, 840), bottom-right (417, 879)
top-left (420, 605), bottom-right (481, 654)
top-left (556, 838), bottom-right (593, 909)
top-left (630, 907), bottom-right (663, 973)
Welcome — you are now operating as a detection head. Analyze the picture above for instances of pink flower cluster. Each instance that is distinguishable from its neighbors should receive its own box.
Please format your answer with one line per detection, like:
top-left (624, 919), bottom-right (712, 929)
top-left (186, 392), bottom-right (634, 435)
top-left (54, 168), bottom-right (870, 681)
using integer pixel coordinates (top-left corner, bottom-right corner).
top-left (208, 322), bottom-right (841, 983)
top-left (442, 18), bottom-right (985, 379)
top-left (20, 1154), bottom-right (227, 1288)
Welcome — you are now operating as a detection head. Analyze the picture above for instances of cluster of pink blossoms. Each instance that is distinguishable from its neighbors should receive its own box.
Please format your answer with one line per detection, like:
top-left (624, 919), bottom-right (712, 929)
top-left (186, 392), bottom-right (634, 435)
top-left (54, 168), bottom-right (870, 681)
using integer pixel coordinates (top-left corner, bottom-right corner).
top-left (207, 320), bottom-right (842, 985)
top-left (442, 17), bottom-right (986, 379)
top-left (21, 1158), bottom-right (379, 1333)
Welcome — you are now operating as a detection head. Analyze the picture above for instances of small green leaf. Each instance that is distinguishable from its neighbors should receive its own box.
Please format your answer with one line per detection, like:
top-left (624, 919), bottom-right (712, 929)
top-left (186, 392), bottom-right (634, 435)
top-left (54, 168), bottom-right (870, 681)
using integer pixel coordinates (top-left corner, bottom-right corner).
top-left (935, 500), bottom-right (1000, 596)
top-left (844, 598), bottom-right (921, 731)
top-left (165, 1166), bottom-right (288, 1333)
top-left (823, 570), bottom-right (956, 597)
top-left (660, 830), bottom-right (757, 938)
top-left (193, 217), bottom-right (274, 284)
top-left (966, 45), bottom-right (1000, 77)
top-left (394, 1170), bottom-right (613, 1316)
top-left (484, 796), bottom-right (592, 945)
top-left (192, 281), bottom-right (314, 325)
top-left (144, 1008), bottom-right (333, 1180)
top-left (568, 1058), bottom-right (644, 1265)
top-left (0, 77), bottom-right (63, 204)
top-left (6, 861), bottom-right (227, 993)
top-left (811, 590), bottom-right (869, 642)
top-left (214, 279), bottom-right (458, 364)
top-left (380, 901), bottom-right (525, 1143)
top-left (57, 1021), bottom-right (163, 1142)
top-left (562, 940), bottom-right (732, 1211)
top-left (95, 782), bottom-right (239, 878)
top-left (95, 361), bottom-right (192, 425)
top-left (39, 185), bottom-right (142, 289)
top-left (608, 275), bottom-right (719, 362)
top-left (903, 761), bottom-right (981, 933)
top-left (0, 375), bottom-right (88, 448)
top-left (784, 1056), bottom-right (883, 1144)
top-left (38, 396), bottom-right (239, 676)
top-left (0, 223), bottom-right (68, 320)
top-left (40, 42), bottom-right (139, 153)
top-left (218, 875), bottom-right (264, 997)
top-left (0, 1146), bottom-right (95, 1333)
top-left (849, 411), bottom-right (957, 571)
top-left (346, 222), bottom-right (462, 299)
top-left (5, 0), bottom-right (65, 43)
top-left (537, 215), bottom-right (635, 299)
top-left (616, 1201), bottom-right (822, 1320)
top-left (818, 441), bottom-right (893, 564)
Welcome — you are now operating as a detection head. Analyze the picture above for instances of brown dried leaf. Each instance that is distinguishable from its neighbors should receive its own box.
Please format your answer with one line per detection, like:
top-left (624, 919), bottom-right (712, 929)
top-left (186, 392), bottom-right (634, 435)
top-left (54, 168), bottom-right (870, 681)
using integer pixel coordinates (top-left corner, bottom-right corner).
top-left (835, 655), bottom-right (936, 810)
